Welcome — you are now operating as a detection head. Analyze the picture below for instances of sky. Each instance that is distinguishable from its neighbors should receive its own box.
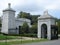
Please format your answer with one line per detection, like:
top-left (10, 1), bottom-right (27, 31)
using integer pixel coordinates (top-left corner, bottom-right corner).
top-left (0, 0), bottom-right (60, 18)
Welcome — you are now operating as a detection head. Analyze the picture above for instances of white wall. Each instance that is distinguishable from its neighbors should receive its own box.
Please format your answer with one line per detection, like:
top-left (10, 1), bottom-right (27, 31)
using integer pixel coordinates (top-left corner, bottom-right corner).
top-left (15, 18), bottom-right (31, 28)
top-left (1, 11), bottom-right (9, 34)
top-left (8, 11), bottom-right (16, 29)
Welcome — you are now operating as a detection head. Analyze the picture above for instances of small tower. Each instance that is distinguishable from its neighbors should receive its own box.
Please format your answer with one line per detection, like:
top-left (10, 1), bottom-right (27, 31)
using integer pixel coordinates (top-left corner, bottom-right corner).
top-left (1, 3), bottom-right (19, 34)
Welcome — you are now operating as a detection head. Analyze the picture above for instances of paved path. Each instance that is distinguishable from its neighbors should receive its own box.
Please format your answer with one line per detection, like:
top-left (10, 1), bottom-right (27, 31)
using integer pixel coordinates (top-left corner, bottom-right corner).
top-left (0, 37), bottom-right (36, 42)
top-left (20, 39), bottom-right (60, 45)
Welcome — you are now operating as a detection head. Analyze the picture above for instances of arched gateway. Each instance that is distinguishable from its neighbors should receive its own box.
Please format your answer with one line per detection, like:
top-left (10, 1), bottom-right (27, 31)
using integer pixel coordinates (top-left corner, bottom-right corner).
top-left (38, 10), bottom-right (58, 40)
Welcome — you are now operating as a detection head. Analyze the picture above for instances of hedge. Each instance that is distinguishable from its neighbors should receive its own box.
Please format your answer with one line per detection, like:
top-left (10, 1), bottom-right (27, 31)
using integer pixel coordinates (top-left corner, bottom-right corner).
top-left (3, 33), bottom-right (37, 37)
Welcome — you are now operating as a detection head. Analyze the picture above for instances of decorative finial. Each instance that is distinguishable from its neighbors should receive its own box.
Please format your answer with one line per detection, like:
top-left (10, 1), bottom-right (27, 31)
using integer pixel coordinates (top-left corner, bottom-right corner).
top-left (8, 3), bottom-right (11, 8)
top-left (44, 10), bottom-right (48, 15)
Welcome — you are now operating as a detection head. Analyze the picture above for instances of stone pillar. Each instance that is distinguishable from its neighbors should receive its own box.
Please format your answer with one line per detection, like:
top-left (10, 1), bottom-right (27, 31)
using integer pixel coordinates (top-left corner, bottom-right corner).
top-left (47, 21), bottom-right (51, 40)
top-left (37, 20), bottom-right (41, 38)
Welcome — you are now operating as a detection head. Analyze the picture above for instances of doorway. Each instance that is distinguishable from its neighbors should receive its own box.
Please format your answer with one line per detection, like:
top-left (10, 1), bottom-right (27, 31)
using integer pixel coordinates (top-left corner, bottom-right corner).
top-left (41, 24), bottom-right (47, 39)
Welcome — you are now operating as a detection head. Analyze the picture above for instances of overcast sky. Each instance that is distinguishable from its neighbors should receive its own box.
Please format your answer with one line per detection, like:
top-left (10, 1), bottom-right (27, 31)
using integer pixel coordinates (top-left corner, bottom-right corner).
top-left (0, 0), bottom-right (60, 18)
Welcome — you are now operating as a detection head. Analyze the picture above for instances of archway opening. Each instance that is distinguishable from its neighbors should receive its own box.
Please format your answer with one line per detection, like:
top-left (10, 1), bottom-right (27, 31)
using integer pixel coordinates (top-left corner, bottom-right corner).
top-left (41, 24), bottom-right (47, 39)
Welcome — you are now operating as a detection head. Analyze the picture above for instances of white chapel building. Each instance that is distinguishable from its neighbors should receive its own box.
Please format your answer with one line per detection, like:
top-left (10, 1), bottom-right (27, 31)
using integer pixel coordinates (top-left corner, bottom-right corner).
top-left (1, 3), bottom-right (31, 34)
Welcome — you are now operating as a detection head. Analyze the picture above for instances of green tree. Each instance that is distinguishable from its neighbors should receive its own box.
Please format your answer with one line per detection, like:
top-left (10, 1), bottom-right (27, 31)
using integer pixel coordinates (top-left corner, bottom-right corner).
top-left (57, 21), bottom-right (60, 34)
top-left (0, 17), bottom-right (2, 27)
top-left (20, 22), bottom-right (29, 34)
top-left (55, 18), bottom-right (60, 34)
top-left (17, 11), bottom-right (31, 19)
top-left (30, 15), bottom-right (40, 24)
top-left (17, 11), bottom-right (40, 25)
top-left (29, 24), bottom-right (37, 34)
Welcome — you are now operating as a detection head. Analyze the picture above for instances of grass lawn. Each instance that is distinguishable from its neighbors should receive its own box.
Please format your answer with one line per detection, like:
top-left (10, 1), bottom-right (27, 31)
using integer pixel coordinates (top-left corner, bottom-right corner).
top-left (0, 34), bottom-right (48, 45)
top-left (0, 39), bottom-right (48, 45)
top-left (0, 34), bottom-right (19, 40)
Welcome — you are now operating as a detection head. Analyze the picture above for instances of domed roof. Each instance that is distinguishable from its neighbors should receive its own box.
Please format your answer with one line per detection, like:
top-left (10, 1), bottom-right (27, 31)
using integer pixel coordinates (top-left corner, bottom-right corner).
top-left (38, 10), bottom-right (55, 19)
top-left (3, 3), bottom-right (15, 12)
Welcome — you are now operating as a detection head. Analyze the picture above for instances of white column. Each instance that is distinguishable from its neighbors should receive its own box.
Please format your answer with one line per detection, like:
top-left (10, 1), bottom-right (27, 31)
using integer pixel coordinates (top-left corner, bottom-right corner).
top-left (47, 24), bottom-right (51, 40)
top-left (37, 21), bottom-right (41, 38)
